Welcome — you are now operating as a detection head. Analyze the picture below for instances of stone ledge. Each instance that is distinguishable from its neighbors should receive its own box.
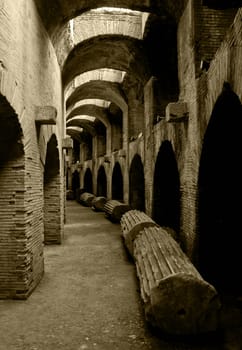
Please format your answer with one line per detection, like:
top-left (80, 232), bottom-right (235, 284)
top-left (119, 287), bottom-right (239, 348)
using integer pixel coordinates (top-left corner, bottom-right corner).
top-left (104, 155), bottom-right (111, 163)
top-left (35, 106), bottom-right (57, 125)
top-left (118, 149), bottom-right (126, 158)
top-left (62, 137), bottom-right (73, 149)
top-left (165, 101), bottom-right (188, 123)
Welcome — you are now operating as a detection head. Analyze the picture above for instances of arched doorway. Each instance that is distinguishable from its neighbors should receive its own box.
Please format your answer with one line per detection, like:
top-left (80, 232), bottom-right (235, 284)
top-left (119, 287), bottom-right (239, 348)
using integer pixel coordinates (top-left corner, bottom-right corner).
top-left (0, 95), bottom-right (26, 298)
top-left (152, 141), bottom-right (180, 232)
top-left (112, 162), bottom-right (123, 200)
top-left (44, 134), bottom-right (62, 244)
top-left (97, 166), bottom-right (107, 197)
top-left (198, 85), bottom-right (242, 294)
top-left (129, 154), bottom-right (145, 211)
top-left (72, 170), bottom-right (80, 196)
top-left (84, 168), bottom-right (93, 193)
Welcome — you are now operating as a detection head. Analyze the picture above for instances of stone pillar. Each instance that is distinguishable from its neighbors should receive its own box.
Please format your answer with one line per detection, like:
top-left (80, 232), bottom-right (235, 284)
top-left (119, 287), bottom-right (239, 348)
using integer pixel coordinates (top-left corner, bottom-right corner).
top-left (144, 77), bottom-right (157, 216)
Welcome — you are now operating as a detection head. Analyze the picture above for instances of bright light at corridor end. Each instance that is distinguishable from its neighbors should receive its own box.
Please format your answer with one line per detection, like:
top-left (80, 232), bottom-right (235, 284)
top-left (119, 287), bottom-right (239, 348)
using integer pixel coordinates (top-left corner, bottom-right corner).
top-left (67, 115), bottom-right (96, 123)
top-left (91, 7), bottom-right (143, 15)
top-left (66, 126), bottom-right (84, 133)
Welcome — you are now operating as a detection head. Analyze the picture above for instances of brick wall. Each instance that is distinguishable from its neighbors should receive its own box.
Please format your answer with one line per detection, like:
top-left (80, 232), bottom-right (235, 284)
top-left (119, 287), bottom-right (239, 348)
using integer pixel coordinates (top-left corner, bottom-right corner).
top-left (44, 135), bottom-right (62, 244)
top-left (0, 94), bottom-right (44, 299)
top-left (178, 4), bottom-right (242, 260)
top-left (127, 86), bottom-right (144, 138)
top-left (0, 0), bottom-right (64, 298)
top-left (111, 123), bottom-right (123, 152)
top-left (194, 0), bottom-right (237, 76)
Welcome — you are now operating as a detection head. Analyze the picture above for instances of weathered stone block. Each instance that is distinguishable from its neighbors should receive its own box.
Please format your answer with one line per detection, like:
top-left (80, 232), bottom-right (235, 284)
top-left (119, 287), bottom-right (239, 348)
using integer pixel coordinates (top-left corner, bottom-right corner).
top-left (62, 137), bottom-right (73, 149)
top-left (35, 106), bottom-right (57, 125)
top-left (165, 101), bottom-right (188, 122)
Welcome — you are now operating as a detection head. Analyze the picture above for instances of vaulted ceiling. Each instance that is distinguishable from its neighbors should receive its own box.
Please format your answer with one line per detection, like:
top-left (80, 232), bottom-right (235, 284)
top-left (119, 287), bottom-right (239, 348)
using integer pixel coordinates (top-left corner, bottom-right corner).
top-left (34, 0), bottom-right (188, 39)
top-left (37, 1), bottom-right (240, 151)
top-left (35, 0), bottom-right (235, 145)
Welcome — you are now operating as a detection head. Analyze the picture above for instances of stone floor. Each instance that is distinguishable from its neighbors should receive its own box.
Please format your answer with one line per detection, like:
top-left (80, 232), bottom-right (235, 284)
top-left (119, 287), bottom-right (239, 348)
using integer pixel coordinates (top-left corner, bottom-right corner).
top-left (0, 200), bottom-right (242, 350)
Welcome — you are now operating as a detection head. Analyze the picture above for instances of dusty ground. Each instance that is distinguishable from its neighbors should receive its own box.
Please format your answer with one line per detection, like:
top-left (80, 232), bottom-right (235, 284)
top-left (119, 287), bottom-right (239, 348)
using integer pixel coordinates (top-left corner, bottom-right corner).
top-left (0, 200), bottom-right (242, 350)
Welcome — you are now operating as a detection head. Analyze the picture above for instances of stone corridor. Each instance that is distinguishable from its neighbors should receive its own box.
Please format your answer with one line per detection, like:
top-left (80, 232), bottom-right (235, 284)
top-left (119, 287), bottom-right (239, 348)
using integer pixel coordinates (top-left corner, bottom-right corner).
top-left (0, 200), bottom-right (159, 350)
top-left (0, 200), bottom-right (241, 350)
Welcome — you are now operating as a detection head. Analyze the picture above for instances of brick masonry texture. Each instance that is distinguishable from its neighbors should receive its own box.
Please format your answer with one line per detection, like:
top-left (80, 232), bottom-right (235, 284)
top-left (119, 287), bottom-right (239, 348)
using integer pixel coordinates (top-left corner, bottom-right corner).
top-left (0, 0), bottom-right (64, 298)
top-left (0, 0), bottom-right (242, 298)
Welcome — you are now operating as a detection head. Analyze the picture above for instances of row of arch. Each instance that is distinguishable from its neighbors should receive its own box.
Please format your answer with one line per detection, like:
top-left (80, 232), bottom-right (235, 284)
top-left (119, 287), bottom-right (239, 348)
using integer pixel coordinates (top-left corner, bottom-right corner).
top-left (62, 5), bottom-right (180, 163)
top-left (72, 87), bottom-right (242, 295)
top-left (0, 93), bottom-right (63, 297)
top-left (77, 145), bottom-right (179, 229)
top-left (1, 84), bottom-right (241, 296)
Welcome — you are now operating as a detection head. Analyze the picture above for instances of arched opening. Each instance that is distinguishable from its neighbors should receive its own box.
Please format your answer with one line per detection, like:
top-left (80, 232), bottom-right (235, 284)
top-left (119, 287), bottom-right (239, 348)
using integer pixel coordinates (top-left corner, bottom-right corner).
top-left (72, 170), bottom-right (80, 196)
top-left (112, 162), bottom-right (123, 200)
top-left (198, 86), bottom-right (242, 294)
top-left (44, 134), bottom-right (62, 244)
top-left (97, 165), bottom-right (107, 197)
top-left (143, 13), bottom-right (179, 123)
top-left (129, 154), bottom-right (145, 211)
top-left (152, 141), bottom-right (180, 232)
top-left (84, 168), bottom-right (93, 193)
top-left (0, 95), bottom-right (26, 298)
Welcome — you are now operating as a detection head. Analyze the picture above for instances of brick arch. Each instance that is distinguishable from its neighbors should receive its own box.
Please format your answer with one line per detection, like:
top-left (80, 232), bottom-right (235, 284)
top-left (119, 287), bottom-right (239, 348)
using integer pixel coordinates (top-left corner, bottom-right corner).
top-left (35, 0), bottom-right (188, 42)
top-left (198, 86), bottom-right (242, 294)
top-left (66, 80), bottom-right (128, 151)
top-left (129, 154), bottom-right (145, 211)
top-left (67, 105), bottom-right (110, 128)
top-left (0, 94), bottom-right (44, 299)
top-left (0, 94), bottom-right (25, 298)
top-left (67, 118), bottom-right (97, 137)
top-left (84, 168), bottom-right (93, 193)
top-left (72, 169), bottom-right (80, 195)
top-left (152, 140), bottom-right (180, 233)
top-left (143, 13), bottom-right (179, 107)
top-left (66, 80), bottom-right (127, 112)
top-left (97, 165), bottom-right (107, 197)
top-left (62, 36), bottom-right (149, 88)
top-left (67, 104), bottom-right (112, 154)
top-left (112, 162), bottom-right (123, 200)
top-left (44, 134), bottom-right (62, 244)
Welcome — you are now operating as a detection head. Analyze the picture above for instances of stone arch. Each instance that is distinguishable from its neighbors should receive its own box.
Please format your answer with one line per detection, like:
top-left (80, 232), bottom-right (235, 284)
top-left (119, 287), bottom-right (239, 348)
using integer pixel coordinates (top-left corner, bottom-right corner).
top-left (35, 1), bottom-right (188, 44)
top-left (67, 104), bottom-right (110, 128)
top-left (143, 13), bottom-right (179, 122)
top-left (84, 168), bottom-right (93, 193)
top-left (66, 80), bottom-right (128, 152)
top-left (97, 165), bottom-right (107, 197)
top-left (198, 86), bottom-right (242, 294)
top-left (66, 80), bottom-right (127, 111)
top-left (72, 170), bottom-right (80, 195)
top-left (0, 95), bottom-right (26, 298)
top-left (152, 140), bottom-right (180, 232)
top-left (67, 102), bottom-right (122, 154)
top-left (129, 154), bottom-right (145, 211)
top-left (62, 36), bottom-right (148, 88)
top-left (44, 134), bottom-right (62, 244)
top-left (112, 162), bottom-right (123, 200)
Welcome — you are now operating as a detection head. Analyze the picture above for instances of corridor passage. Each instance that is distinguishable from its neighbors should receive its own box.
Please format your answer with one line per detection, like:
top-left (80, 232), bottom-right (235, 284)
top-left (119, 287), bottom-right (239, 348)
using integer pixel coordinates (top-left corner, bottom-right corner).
top-left (0, 200), bottom-right (240, 350)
